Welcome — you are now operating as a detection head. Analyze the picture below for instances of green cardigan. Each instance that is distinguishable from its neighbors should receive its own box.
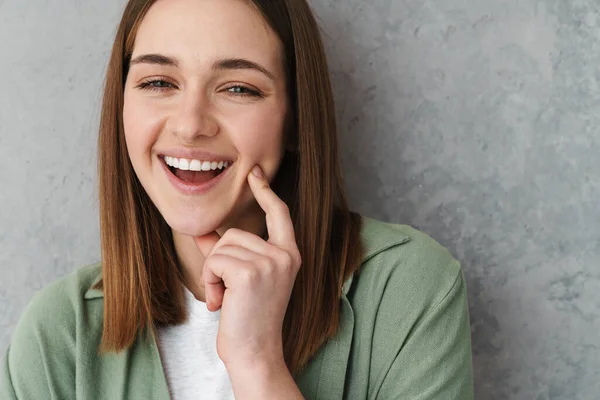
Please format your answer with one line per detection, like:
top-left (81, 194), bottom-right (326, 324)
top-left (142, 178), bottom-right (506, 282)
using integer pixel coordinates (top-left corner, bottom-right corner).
top-left (1, 217), bottom-right (474, 399)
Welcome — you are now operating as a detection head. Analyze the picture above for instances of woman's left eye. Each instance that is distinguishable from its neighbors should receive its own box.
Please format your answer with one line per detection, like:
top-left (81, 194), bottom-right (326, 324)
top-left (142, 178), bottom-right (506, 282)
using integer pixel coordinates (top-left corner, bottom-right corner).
top-left (226, 85), bottom-right (263, 98)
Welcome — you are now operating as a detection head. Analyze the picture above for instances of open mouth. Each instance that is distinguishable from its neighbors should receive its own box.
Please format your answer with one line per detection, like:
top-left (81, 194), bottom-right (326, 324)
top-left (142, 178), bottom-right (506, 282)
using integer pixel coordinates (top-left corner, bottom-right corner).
top-left (161, 155), bottom-right (231, 185)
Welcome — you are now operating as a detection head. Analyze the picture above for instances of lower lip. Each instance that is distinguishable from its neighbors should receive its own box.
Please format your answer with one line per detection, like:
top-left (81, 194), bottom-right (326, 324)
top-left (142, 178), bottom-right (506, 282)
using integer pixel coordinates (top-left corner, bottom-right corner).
top-left (160, 156), bottom-right (231, 195)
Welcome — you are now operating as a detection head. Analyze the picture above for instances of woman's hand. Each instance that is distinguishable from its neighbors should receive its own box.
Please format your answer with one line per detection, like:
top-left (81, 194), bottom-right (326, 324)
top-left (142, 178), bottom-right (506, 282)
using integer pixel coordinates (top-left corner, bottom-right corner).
top-left (193, 165), bottom-right (302, 372)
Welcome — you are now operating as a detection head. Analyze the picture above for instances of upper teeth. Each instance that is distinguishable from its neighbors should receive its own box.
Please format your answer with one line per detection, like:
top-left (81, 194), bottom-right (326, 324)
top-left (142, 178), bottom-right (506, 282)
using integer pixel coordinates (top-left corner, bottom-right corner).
top-left (164, 156), bottom-right (230, 171)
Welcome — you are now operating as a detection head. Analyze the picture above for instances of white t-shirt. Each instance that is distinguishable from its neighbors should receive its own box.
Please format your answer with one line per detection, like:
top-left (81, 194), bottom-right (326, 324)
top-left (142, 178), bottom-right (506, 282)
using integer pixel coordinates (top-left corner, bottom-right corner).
top-left (156, 286), bottom-right (234, 400)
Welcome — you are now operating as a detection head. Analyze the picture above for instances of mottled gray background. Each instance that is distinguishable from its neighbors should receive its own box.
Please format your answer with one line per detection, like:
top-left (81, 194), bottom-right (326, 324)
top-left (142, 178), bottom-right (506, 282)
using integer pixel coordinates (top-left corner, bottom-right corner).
top-left (1, 0), bottom-right (598, 399)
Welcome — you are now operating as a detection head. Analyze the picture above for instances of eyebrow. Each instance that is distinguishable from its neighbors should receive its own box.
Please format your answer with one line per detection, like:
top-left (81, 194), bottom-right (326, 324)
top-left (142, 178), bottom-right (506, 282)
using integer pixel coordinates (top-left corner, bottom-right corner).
top-left (129, 53), bottom-right (275, 80)
top-left (130, 53), bottom-right (178, 67)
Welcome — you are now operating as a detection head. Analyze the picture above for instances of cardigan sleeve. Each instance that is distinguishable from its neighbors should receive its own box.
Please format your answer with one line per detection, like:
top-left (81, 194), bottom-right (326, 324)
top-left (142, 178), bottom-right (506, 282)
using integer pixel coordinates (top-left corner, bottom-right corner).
top-left (377, 266), bottom-right (474, 399)
top-left (0, 347), bottom-right (18, 400)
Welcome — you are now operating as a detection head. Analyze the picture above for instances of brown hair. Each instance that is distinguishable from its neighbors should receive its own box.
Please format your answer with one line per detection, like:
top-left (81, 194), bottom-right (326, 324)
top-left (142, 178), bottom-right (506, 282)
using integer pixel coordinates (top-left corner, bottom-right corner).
top-left (96, 0), bottom-right (363, 374)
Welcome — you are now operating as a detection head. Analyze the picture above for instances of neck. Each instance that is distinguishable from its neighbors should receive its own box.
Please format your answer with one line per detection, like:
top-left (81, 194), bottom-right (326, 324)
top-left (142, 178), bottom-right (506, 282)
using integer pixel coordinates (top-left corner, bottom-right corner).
top-left (172, 203), bottom-right (267, 303)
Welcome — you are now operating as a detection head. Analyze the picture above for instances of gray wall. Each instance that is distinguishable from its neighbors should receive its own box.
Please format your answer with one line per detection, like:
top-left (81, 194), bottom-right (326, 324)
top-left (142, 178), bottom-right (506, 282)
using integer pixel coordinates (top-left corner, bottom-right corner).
top-left (1, 0), bottom-right (598, 399)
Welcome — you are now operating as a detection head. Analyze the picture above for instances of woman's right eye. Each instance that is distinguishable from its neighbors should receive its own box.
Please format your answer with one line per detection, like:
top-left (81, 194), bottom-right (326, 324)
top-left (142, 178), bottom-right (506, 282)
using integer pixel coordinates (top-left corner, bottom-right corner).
top-left (137, 79), bottom-right (175, 92)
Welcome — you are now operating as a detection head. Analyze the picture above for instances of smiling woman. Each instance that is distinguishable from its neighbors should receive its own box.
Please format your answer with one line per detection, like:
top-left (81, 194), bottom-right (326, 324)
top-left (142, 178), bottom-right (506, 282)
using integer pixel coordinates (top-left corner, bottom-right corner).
top-left (1, 0), bottom-right (473, 399)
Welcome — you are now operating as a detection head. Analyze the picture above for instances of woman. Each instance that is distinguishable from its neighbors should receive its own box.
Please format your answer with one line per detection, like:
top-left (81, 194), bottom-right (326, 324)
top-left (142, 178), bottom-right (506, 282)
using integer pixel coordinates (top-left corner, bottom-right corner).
top-left (1, 0), bottom-right (474, 398)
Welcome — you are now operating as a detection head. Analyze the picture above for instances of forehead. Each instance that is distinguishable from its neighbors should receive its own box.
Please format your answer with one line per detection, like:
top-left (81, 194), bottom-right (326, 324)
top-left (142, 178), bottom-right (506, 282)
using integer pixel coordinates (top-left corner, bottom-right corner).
top-left (133, 0), bottom-right (283, 70)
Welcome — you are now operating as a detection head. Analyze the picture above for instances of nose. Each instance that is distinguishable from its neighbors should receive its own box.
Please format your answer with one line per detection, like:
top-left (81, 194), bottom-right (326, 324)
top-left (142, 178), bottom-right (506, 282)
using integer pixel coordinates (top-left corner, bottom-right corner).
top-left (167, 89), bottom-right (218, 141)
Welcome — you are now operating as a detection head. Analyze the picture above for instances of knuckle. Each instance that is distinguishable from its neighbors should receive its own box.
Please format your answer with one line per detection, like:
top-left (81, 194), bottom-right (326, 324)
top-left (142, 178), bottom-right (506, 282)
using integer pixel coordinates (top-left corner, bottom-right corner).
top-left (213, 244), bottom-right (232, 254)
top-left (293, 250), bottom-right (302, 268)
top-left (221, 228), bottom-right (243, 242)
top-left (274, 249), bottom-right (295, 272)
top-left (281, 251), bottom-right (293, 268)
top-left (206, 253), bottom-right (225, 265)
top-left (259, 255), bottom-right (277, 272)
top-left (240, 267), bottom-right (260, 284)
top-left (273, 201), bottom-right (290, 215)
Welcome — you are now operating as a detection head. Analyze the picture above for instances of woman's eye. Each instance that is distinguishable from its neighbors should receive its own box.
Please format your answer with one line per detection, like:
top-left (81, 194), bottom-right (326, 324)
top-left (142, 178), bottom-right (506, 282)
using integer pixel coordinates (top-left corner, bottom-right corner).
top-left (226, 85), bottom-right (263, 98)
top-left (137, 79), bottom-right (175, 92)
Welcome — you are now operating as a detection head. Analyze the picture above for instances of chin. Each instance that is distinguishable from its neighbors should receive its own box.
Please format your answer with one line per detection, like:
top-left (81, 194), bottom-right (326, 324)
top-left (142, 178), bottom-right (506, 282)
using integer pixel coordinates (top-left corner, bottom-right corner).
top-left (149, 177), bottom-right (253, 237)
top-left (162, 208), bottom-right (228, 237)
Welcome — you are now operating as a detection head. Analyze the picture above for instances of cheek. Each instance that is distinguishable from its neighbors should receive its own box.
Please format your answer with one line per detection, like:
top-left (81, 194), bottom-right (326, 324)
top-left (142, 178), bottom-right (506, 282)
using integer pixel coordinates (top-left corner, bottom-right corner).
top-left (223, 104), bottom-right (287, 167)
top-left (123, 93), bottom-right (164, 160)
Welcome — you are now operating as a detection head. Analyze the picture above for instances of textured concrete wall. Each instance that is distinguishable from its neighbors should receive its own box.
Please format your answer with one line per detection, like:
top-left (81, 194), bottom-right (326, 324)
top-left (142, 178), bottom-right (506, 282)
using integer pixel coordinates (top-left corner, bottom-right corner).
top-left (1, 1), bottom-right (599, 399)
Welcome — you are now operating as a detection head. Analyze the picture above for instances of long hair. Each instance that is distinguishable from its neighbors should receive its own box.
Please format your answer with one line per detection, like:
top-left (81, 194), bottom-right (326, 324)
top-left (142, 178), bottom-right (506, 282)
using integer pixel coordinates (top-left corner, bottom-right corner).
top-left (96, 0), bottom-right (363, 374)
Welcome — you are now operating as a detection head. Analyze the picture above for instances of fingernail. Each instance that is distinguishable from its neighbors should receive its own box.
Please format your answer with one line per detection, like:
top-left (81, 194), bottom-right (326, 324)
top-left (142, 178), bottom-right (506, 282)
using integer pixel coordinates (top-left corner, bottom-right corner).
top-left (251, 165), bottom-right (264, 179)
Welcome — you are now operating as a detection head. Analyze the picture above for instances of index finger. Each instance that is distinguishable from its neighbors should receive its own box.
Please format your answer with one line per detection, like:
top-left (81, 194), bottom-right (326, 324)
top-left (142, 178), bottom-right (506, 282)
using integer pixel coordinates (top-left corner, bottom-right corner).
top-left (247, 165), bottom-right (297, 248)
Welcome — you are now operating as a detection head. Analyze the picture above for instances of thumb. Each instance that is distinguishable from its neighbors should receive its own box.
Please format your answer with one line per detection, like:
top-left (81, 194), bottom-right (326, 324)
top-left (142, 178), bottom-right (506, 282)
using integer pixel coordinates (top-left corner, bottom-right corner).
top-left (193, 231), bottom-right (221, 258)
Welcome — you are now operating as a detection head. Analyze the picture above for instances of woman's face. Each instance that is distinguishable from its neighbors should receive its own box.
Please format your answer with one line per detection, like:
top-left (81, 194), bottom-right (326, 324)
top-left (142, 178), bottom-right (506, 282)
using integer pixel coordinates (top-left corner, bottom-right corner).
top-left (123, 0), bottom-right (289, 236)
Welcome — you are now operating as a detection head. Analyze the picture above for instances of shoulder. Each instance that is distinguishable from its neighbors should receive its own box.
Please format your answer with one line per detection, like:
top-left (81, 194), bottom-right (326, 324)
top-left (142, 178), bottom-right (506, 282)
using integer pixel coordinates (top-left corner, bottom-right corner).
top-left (4, 263), bottom-right (103, 395)
top-left (346, 217), bottom-right (473, 399)
top-left (3, 263), bottom-right (103, 396)
top-left (351, 216), bottom-right (463, 317)
top-left (357, 215), bottom-right (462, 285)
top-left (13, 263), bottom-right (103, 334)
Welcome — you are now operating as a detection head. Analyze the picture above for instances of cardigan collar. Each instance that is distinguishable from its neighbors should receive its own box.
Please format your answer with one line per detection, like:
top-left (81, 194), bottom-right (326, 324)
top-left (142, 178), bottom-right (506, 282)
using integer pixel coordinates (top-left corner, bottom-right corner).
top-left (85, 216), bottom-right (411, 300)
top-left (83, 216), bottom-right (412, 400)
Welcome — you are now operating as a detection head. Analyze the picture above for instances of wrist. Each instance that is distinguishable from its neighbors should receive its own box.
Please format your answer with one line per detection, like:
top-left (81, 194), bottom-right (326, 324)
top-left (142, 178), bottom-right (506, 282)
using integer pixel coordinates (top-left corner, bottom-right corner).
top-left (223, 339), bottom-right (284, 373)
top-left (226, 356), bottom-right (302, 400)
top-left (225, 352), bottom-right (287, 382)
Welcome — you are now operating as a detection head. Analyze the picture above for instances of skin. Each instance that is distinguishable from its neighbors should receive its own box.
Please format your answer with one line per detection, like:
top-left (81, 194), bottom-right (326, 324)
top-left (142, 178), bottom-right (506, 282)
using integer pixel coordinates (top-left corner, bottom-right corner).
top-left (123, 0), bottom-right (303, 397)
top-left (124, 0), bottom-right (289, 294)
